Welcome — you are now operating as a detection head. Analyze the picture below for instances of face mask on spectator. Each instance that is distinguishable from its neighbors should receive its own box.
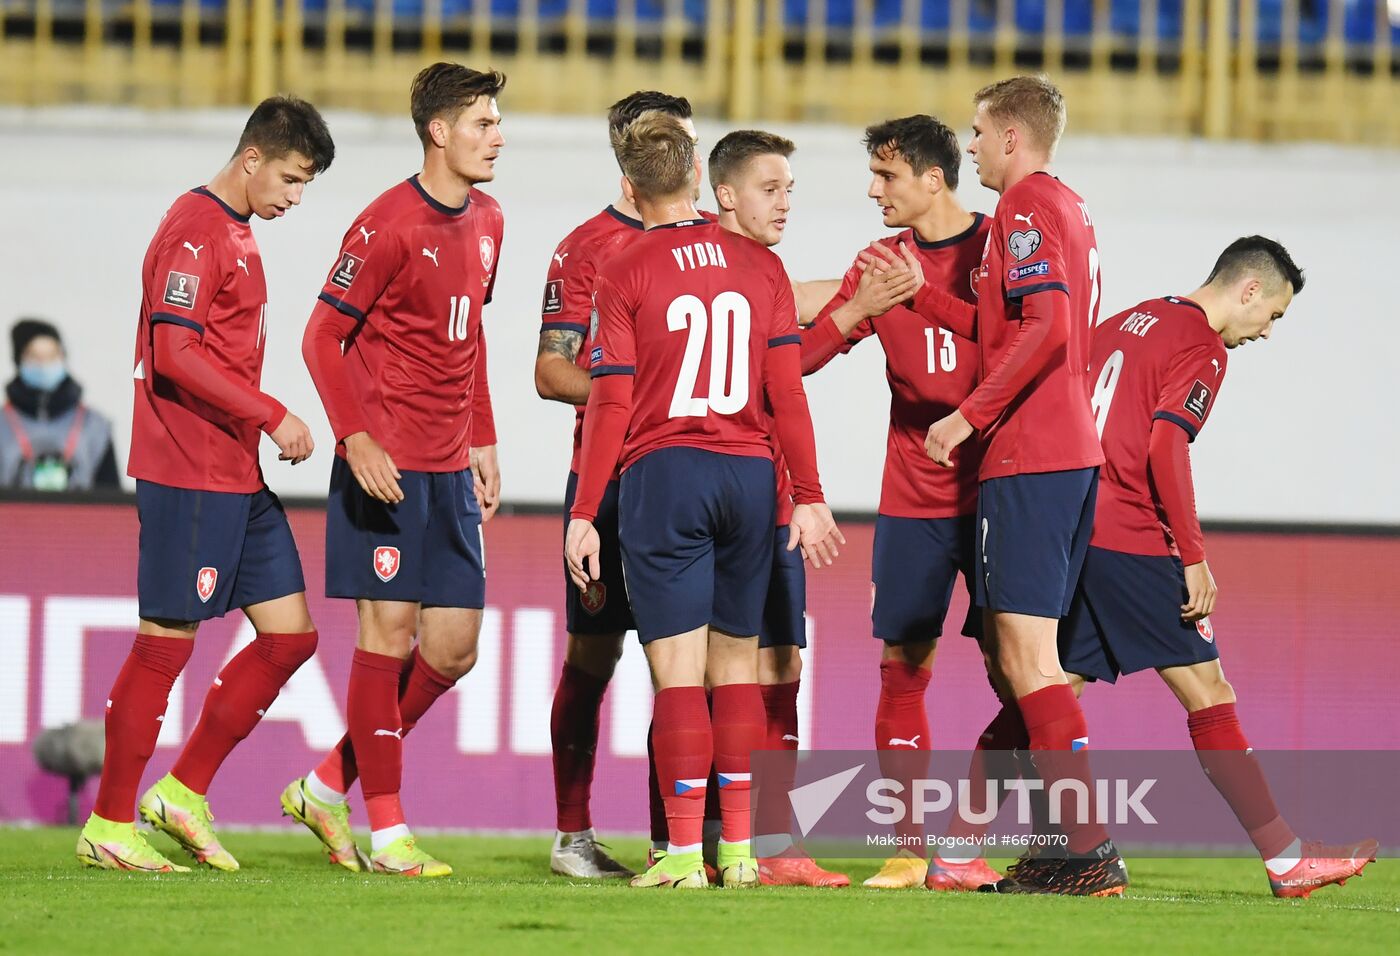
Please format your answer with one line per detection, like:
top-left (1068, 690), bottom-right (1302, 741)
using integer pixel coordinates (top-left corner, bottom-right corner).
top-left (19, 360), bottom-right (66, 393)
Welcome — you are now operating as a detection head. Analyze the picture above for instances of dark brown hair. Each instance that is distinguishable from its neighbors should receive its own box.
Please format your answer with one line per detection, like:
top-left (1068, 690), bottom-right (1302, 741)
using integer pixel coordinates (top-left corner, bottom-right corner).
top-left (235, 96), bottom-right (335, 173)
top-left (410, 63), bottom-right (507, 147)
top-left (862, 115), bottom-right (961, 190)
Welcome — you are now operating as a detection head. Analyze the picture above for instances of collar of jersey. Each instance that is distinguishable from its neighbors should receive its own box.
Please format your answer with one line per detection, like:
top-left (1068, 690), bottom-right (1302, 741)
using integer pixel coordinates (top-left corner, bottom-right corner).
top-left (408, 175), bottom-right (470, 217)
top-left (191, 187), bottom-right (251, 223)
top-left (912, 211), bottom-right (986, 251)
top-left (605, 205), bottom-right (645, 230)
top-left (1164, 295), bottom-right (1208, 317)
top-left (646, 217), bottom-right (709, 232)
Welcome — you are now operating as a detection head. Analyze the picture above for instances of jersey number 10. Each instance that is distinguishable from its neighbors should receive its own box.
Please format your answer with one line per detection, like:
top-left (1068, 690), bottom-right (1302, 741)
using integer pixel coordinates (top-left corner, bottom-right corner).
top-left (447, 295), bottom-right (472, 342)
top-left (667, 292), bottom-right (751, 419)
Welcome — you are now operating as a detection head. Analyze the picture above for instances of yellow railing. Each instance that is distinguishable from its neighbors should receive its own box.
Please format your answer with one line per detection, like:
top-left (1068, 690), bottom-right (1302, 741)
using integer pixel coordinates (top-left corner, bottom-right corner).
top-left (0, 1), bottom-right (1395, 144)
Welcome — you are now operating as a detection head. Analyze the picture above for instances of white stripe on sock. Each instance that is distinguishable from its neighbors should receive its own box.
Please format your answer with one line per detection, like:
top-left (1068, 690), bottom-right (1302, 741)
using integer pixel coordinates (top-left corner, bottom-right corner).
top-left (305, 770), bottom-right (346, 806)
top-left (371, 824), bottom-right (411, 853)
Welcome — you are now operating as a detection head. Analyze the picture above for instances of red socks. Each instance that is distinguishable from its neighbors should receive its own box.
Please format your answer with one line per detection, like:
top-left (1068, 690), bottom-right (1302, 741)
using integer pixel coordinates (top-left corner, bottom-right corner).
top-left (1018, 683), bottom-right (1109, 854)
top-left (93, 634), bottom-right (195, 822)
top-left (171, 631), bottom-right (318, 795)
top-left (945, 702), bottom-right (1028, 844)
top-left (314, 648), bottom-right (455, 795)
top-left (550, 663), bottom-right (610, 833)
top-left (347, 648), bottom-right (407, 832)
top-left (646, 718), bottom-right (670, 846)
top-left (651, 687), bottom-right (712, 849)
top-left (760, 680), bottom-right (800, 750)
top-left (875, 661), bottom-right (932, 845)
top-left (1188, 702), bottom-right (1295, 859)
top-left (755, 681), bottom-right (801, 849)
top-left (875, 660), bottom-right (931, 751)
top-left (711, 683), bottom-right (766, 845)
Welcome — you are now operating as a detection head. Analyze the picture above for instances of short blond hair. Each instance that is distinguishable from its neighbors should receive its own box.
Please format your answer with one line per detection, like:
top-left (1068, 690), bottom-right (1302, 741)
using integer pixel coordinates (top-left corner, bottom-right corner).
top-left (614, 110), bottom-right (696, 200)
top-left (974, 75), bottom-right (1066, 154)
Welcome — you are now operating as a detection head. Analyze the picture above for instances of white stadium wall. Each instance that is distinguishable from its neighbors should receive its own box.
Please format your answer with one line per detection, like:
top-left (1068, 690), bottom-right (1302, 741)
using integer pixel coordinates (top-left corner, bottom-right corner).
top-left (0, 108), bottom-right (1394, 523)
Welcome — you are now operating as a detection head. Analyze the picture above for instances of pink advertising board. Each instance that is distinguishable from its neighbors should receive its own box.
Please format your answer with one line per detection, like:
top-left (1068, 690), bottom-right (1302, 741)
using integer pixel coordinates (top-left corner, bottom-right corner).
top-left (2, 499), bottom-right (1397, 829)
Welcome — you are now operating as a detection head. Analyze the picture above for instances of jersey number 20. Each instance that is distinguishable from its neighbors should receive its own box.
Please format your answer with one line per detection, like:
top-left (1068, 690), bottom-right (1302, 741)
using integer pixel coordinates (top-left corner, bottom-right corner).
top-left (667, 292), bottom-right (751, 418)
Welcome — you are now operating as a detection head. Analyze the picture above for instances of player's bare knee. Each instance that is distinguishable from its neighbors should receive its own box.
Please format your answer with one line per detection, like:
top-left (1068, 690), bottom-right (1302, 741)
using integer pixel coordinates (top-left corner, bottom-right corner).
top-left (759, 645), bottom-right (802, 685)
top-left (565, 631), bottom-right (624, 681)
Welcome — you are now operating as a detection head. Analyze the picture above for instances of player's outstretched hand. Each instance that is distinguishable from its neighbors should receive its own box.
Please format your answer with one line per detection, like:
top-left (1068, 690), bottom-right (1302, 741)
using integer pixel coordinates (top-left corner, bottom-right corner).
top-left (925, 410), bottom-right (973, 467)
top-left (789, 502), bottom-right (845, 570)
top-left (271, 412), bottom-right (315, 465)
top-left (564, 518), bottom-right (601, 590)
top-left (470, 445), bottom-right (501, 522)
top-left (1181, 560), bottom-right (1218, 622)
top-left (344, 431), bottom-right (404, 504)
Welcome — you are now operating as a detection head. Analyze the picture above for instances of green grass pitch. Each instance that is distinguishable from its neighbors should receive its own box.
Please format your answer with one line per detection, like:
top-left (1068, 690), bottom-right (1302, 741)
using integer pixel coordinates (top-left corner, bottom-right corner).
top-left (2, 828), bottom-right (1394, 955)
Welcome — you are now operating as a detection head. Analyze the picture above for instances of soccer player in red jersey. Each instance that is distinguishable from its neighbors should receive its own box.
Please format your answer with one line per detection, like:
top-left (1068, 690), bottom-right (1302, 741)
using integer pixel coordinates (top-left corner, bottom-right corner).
top-left (890, 75), bottom-right (1125, 895)
top-left (564, 112), bottom-right (841, 889)
top-left (287, 64), bottom-right (505, 878)
top-left (537, 92), bottom-right (697, 881)
top-left (707, 129), bottom-right (850, 888)
top-left (1061, 236), bottom-right (1378, 898)
top-left (795, 115), bottom-right (997, 891)
top-left (78, 98), bottom-right (335, 873)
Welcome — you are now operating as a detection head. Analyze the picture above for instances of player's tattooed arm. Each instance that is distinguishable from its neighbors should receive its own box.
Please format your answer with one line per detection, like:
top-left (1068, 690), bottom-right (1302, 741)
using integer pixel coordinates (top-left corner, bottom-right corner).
top-left (534, 328), bottom-right (591, 405)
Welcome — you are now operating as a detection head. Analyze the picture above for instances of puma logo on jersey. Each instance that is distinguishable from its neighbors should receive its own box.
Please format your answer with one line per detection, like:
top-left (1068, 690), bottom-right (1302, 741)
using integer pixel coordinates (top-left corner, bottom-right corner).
top-left (182, 241), bottom-right (203, 259)
top-left (887, 735), bottom-right (921, 748)
top-left (422, 247), bottom-right (439, 267)
top-left (359, 226), bottom-right (376, 244)
top-left (782, 734), bottom-right (800, 743)
top-left (1013, 213), bottom-right (1035, 228)
top-left (671, 240), bottom-right (729, 272)
top-left (236, 257), bottom-right (249, 276)
top-left (373, 728), bottom-right (404, 739)
top-left (1210, 358), bottom-right (1222, 375)
top-left (553, 251), bottom-right (569, 267)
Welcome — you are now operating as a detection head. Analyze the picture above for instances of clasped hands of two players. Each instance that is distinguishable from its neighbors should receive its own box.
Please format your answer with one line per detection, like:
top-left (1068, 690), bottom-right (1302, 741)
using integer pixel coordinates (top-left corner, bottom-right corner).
top-left (343, 431), bottom-right (502, 519)
top-left (852, 242), bottom-right (974, 468)
top-left (563, 504), bottom-right (846, 592)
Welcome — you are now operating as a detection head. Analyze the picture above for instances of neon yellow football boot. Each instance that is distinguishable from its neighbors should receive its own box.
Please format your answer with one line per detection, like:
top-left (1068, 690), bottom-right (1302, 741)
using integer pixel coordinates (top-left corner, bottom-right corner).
top-left (370, 835), bottom-right (453, 878)
top-left (629, 849), bottom-right (708, 888)
top-left (717, 841), bottom-right (760, 888)
top-left (138, 773), bottom-right (239, 871)
top-left (280, 777), bottom-right (369, 872)
top-left (76, 814), bottom-right (191, 873)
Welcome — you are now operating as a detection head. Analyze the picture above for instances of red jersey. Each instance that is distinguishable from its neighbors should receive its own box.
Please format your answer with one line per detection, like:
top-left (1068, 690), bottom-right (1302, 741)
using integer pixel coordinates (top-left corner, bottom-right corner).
top-left (313, 176), bottom-right (502, 472)
top-left (590, 219), bottom-right (801, 472)
top-left (962, 172), bottom-right (1104, 479)
top-left (804, 217), bottom-right (988, 517)
top-left (129, 188), bottom-right (277, 493)
top-left (540, 206), bottom-right (646, 474)
top-left (1088, 296), bottom-right (1228, 558)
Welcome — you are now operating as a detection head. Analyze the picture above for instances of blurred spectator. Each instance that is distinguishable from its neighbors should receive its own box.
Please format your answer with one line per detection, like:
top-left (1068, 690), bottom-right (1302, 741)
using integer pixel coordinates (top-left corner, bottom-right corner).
top-left (1, 318), bottom-right (119, 490)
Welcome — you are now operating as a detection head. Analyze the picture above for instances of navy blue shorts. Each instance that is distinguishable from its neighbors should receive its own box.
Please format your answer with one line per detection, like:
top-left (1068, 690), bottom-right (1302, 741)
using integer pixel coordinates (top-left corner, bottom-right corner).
top-left (563, 471), bottom-right (634, 636)
top-left (872, 514), bottom-right (981, 644)
top-left (618, 447), bottom-right (775, 643)
top-left (325, 457), bottom-right (485, 608)
top-left (136, 480), bottom-right (305, 623)
top-left (760, 525), bottom-right (807, 650)
top-left (1060, 546), bottom-right (1221, 683)
top-left (975, 467), bottom-right (1098, 619)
